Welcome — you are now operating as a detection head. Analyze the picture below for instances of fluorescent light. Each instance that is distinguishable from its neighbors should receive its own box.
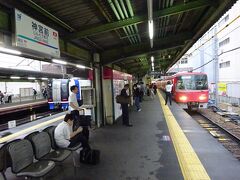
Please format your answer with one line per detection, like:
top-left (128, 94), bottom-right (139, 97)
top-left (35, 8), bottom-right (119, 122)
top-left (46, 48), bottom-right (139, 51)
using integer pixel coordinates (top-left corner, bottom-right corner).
top-left (41, 78), bottom-right (48, 80)
top-left (76, 64), bottom-right (86, 69)
top-left (148, 20), bottom-right (154, 39)
top-left (10, 76), bottom-right (20, 79)
top-left (152, 62), bottom-right (154, 67)
top-left (52, 59), bottom-right (67, 65)
top-left (152, 67), bottom-right (155, 71)
top-left (28, 77), bottom-right (36, 80)
top-left (0, 47), bottom-right (21, 55)
top-left (151, 56), bottom-right (154, 62)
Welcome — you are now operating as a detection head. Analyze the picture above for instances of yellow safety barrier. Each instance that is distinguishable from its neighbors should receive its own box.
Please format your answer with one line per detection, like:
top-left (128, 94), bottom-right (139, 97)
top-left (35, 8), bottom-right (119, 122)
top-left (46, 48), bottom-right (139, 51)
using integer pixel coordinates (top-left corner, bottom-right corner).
top-left (0, 115), bottom-right (65, 144)
top-left (157, 91), bottom-right (210, 180)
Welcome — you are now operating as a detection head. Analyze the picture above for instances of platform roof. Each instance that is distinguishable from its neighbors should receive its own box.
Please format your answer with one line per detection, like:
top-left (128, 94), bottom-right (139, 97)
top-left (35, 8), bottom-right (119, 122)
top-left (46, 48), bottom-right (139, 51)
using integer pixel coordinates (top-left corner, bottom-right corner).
top-left (0, 0), bottom-right (237, 76)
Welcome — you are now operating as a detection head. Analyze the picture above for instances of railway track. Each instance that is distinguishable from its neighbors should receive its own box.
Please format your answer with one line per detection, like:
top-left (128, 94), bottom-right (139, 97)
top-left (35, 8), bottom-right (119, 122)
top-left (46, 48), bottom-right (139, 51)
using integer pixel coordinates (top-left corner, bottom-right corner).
top-left (187, 110), bottom-right (240, 160)
top-left (0, 110), bottom-right (61, 131)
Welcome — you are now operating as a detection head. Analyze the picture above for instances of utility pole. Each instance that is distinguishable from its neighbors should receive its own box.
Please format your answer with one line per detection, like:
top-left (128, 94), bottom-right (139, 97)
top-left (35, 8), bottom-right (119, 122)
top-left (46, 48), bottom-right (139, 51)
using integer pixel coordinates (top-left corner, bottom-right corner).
top-left (200, 46), bottom-right (204, 72)
top-left (214, 26), bottom-right (219, 106)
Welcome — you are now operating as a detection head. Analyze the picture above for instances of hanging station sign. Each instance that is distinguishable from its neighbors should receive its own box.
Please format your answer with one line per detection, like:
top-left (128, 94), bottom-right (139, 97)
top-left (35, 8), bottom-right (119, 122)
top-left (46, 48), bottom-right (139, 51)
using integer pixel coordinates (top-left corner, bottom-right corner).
top-left (15, 9), bottom-right (60, 57)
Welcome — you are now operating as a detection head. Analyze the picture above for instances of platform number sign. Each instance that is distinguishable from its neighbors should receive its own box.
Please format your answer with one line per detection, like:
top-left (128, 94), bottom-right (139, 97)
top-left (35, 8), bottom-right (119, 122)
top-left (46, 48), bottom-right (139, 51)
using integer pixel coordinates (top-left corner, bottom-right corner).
top-left (15, 9), bottom-right (60, 58)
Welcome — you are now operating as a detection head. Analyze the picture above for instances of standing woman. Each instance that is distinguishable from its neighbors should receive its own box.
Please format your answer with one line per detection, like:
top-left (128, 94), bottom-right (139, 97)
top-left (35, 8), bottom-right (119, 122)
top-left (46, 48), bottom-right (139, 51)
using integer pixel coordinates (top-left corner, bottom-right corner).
top-left (165, 81), bottom-right (173, 105)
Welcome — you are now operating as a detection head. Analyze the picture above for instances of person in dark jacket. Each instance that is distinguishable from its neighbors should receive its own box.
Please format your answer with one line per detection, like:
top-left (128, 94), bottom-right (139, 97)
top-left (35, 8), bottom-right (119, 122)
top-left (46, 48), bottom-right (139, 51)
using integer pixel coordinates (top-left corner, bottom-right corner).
top-left (120, 84), bottom-right (132, 127)
top-left (153, 83), bottom-right (157, 95)
top-left (133, 84), bottom-right (141, 112)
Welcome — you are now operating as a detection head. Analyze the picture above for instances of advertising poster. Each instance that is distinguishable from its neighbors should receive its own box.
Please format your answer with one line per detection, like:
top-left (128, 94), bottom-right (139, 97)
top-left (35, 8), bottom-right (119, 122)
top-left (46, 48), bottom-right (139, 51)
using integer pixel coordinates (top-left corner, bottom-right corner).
top-left (218, 82), bottom-right (227, 96)
top-left (113, 80), bottom-right (125, 120)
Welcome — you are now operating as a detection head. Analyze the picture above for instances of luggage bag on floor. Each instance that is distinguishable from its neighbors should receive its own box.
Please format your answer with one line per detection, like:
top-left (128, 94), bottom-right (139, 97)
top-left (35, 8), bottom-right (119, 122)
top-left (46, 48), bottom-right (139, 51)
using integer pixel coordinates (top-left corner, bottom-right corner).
top-left (80, 149), bottom-right (100, 165)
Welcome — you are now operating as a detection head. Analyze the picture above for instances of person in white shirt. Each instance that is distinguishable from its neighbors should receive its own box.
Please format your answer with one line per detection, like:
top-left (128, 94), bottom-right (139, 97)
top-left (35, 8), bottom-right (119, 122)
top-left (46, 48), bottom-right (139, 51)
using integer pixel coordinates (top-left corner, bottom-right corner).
top-left (54, 113), bottom-right (90, 149)
top-left (165, 81), bottom-right (173, 105)
top-left (69, 85), bottom-right (86, 131)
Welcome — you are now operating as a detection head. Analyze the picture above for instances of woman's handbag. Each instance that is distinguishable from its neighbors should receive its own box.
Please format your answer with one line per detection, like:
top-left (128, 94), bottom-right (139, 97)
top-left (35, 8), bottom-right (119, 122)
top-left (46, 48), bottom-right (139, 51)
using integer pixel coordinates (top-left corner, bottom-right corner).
top-left (116, 95), bottom-right (130, 104)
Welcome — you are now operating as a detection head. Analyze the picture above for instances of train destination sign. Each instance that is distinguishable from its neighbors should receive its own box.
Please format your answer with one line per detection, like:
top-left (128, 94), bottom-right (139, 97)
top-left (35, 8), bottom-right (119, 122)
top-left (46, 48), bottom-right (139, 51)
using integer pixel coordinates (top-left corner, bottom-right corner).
top-left (15, 9), bottom-right (60, 58)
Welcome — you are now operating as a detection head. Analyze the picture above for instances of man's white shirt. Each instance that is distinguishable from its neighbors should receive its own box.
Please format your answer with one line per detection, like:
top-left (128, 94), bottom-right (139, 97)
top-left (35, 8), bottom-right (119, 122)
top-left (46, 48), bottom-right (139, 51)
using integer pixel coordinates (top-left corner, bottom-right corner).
top-left (68, 92), bottom-right (79, 111)
top-left (166, 84), bottom-right (173, 92)
top-left (54, 121), bottom-right (73, 148)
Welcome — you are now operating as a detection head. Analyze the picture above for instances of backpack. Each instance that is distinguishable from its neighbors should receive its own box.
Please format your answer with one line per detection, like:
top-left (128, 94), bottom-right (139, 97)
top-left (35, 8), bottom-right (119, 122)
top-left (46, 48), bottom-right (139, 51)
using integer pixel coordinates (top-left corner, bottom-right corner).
top-left (80, 149), bottom-right (100, 165)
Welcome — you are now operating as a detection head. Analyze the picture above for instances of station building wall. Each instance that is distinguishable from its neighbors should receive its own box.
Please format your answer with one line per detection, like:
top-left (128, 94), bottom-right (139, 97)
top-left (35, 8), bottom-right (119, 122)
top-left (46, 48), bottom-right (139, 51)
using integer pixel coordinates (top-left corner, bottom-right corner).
top-left (170, 0), bottom-right (240, 99)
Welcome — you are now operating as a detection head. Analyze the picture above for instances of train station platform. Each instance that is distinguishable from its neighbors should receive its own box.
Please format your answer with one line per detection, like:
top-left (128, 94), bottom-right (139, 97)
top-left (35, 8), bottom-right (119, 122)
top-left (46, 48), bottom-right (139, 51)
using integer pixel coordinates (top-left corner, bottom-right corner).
top-left (0, 99), bottom-right (47, 115)
top-left (2, 93), bottom-right (240, 179)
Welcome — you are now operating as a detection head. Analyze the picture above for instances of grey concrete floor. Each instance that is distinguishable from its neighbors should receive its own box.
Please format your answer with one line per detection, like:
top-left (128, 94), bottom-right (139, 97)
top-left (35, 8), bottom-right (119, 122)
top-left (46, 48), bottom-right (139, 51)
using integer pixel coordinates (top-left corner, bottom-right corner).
top-left (5, 97), bottom-right (183, 180)
top-left (169, 101), bottom-right (240, 180)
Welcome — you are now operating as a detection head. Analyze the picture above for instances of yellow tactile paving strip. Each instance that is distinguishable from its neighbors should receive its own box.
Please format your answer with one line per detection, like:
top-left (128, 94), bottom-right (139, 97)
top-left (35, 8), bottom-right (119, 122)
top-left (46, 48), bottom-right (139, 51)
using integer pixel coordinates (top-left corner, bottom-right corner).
top-left (157, 91), bottom-right (210, 180)
top-left (0, 115), bottom-right (65, 144)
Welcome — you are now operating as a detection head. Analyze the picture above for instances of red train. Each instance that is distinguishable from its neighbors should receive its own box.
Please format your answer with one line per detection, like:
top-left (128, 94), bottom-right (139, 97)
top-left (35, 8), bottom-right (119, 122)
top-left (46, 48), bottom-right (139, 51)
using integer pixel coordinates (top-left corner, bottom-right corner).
top-left (156, 72), bottom-right (209, 110)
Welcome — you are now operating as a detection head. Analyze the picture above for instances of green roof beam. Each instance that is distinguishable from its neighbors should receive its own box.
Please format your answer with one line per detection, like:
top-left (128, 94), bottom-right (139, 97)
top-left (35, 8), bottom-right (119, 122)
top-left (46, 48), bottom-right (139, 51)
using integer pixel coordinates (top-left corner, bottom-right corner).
top-left (102, 32), bottom-right (193, 65)
top-left (66, 0), bottom-right (215, 40)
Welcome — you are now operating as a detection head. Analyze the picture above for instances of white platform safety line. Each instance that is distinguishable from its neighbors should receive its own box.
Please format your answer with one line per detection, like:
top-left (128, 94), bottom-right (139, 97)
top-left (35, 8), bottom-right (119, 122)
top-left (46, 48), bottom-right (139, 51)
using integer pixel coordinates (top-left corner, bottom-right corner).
top-left (0, 115), bottom-right (65, 144)
top-left (157, 91), bottom-right (210, 180)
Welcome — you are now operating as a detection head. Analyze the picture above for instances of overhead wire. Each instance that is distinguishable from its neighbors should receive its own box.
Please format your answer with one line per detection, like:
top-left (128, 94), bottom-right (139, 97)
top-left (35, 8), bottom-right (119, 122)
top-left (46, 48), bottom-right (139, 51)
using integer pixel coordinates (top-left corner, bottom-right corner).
top-left (184, 13), bottom-right (240, 71)
top-left (189, 14), bottom-right (240, 56)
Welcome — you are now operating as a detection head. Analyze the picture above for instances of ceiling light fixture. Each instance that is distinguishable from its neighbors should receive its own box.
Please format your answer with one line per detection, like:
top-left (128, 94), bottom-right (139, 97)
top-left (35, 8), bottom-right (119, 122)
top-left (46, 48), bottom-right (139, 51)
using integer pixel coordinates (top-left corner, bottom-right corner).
top-left (148, 20), bottom-right (154, 40)
top-left (76, 64), bottom-right (86, 69)
top-left (41, 78), bottom-right (48, 80)
top-left (0, 47), bottom-right (22, 55)
top-left (10, 76), bottom-right (20, 79)
top-left (52, 59), bottom-right (67, 65)
top-left (28, 77), bottom-right (36, 80)
top-left (147, 0), bottom-right (153, 48)
top-left (151, 56), bottom-right (154, 62)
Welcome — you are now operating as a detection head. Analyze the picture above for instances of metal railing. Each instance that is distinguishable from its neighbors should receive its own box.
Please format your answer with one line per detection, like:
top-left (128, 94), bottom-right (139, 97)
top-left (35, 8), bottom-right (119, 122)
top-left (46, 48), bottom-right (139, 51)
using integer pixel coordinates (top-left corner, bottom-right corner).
top-left (209, 93), bottom-right (240, 106)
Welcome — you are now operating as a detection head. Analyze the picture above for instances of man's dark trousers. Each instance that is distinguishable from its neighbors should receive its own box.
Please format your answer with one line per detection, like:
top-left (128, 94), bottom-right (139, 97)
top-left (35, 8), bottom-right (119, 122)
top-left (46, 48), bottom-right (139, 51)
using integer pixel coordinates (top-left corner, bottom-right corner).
top-left (71, 110), bottom-right (90, 140)
top-left (165, 92), bottom-right (172, 105)
top-left (68, 133), bottom-right (90, 150)
top-left (121, 104), bottom-right (129, 125)
top-left (71, 110), bottom-right (80, 131)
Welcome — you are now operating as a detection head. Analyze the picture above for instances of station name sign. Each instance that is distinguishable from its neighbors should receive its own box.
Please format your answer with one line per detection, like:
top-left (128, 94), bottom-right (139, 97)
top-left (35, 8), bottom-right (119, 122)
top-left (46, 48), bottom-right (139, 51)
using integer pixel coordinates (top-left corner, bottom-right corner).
top-left (15, 9), bottom-right (60, 58)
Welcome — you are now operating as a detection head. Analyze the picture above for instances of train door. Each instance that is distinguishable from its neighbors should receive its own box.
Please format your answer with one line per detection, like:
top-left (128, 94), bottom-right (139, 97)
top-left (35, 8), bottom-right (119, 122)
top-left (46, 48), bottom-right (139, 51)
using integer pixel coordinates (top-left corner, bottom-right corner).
top-left (47, 79), bottom-right (61, 110)
top-left (61, 79), bottom-right (69, 110)
top-left (47, 80), bottom-right (53, 109)
top-left (52, 79), bottom-right (61, 103)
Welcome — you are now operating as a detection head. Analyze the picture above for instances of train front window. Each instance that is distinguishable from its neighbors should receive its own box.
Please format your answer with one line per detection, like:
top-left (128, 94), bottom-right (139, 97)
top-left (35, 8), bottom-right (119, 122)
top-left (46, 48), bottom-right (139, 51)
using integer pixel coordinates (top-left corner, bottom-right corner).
top-left (176, 75), bottom-right (208, 90)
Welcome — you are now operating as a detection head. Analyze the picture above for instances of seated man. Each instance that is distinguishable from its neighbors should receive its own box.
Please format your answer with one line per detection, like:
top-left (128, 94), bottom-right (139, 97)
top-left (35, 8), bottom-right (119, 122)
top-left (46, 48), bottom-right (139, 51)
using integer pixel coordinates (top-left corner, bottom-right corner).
top-left (54, 113), bottom-right (90, 150)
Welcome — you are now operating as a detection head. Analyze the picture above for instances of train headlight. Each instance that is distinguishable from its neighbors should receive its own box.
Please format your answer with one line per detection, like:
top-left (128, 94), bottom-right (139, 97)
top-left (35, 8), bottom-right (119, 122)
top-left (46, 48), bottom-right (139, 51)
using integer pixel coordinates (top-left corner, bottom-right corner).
top-left (199, 95), bottom-right (207, 101)
top-left (179, 96), bottom-right (187, 101)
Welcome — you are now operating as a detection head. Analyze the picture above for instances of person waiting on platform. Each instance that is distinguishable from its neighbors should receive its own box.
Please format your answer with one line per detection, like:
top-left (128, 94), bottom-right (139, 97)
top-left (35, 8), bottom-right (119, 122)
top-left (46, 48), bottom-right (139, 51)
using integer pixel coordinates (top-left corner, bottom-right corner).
top-left (139, 82), bottom-right (145, 102)
top-left (120, 84), bottom-right (132, 127)
top-left (153, 83), bottom-right (157, 95)
top-left (165, 81), bottom-right (173, 106)
top-left (149, 85), bottom-right (155, 100)
top-left (0, 91), bottom-right (4, 104)
top-left (54, 113), bottom-right (91, 150)
top-left (69, 85), bottom-right (86, 131)
top-left (133, 84), bottom-right (141, 112)
top-left (33, 89), bottom-right (37, 100)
